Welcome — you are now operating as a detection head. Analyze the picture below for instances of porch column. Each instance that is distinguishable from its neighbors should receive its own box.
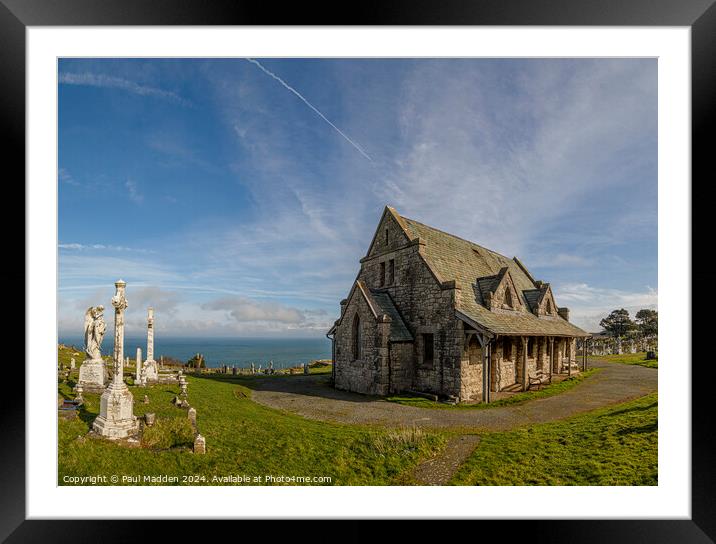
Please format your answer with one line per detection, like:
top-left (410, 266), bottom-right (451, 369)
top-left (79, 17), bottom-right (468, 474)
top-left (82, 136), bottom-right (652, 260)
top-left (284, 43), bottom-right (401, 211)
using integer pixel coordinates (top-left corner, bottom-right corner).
top-left (582, 338), bottom-right (588, 371)
top-left (549, 337), bottom-right (556, 375)
top-left (521, 336), bottom-right (528, 391)
top-left (567, 337), bottom-right (572, 376)
top-left (481, 339), bottom-right (488, 404)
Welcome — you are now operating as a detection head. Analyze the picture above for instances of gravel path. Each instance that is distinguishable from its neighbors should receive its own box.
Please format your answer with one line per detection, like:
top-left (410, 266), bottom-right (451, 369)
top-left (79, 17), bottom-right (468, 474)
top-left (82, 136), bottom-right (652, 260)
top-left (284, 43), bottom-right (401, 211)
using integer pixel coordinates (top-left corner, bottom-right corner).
top-left (411, 435), bottom-right (482, 485)
top-left (248, 360), bottom-right (657, 431)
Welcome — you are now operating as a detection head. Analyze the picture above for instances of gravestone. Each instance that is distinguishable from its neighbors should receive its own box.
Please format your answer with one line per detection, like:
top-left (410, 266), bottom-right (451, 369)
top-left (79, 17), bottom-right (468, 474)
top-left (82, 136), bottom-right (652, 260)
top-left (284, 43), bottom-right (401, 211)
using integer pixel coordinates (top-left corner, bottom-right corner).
top-left (70, 357), bottom-right (75, 370)
top-left (193, 434), bottom-right (206, 454)
top-left (188, 407), bottom-right (197, 430)
top-left (92, 280), bottom-right (140, 440)
top-left (135, 347), bottom-right (143, 385)
top-left (143, 308), bottom-right (159, 382)
top-left (78, 305), bottom-right (108, 392)
top-left (144, 413), bottom-right (156, 426)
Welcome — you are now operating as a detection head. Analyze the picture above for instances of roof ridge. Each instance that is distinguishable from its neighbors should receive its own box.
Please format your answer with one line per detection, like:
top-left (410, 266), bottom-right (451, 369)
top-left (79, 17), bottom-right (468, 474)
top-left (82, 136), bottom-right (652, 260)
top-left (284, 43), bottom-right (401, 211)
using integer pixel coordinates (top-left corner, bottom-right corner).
top-left (400, 215), bottom-right (514, 262)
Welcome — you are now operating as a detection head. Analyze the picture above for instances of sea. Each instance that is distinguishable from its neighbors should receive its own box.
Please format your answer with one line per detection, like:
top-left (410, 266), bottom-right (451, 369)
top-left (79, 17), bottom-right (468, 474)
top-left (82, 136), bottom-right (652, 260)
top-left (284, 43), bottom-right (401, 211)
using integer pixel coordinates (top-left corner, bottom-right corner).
top-left (58, 336), bottom-right (332, 369)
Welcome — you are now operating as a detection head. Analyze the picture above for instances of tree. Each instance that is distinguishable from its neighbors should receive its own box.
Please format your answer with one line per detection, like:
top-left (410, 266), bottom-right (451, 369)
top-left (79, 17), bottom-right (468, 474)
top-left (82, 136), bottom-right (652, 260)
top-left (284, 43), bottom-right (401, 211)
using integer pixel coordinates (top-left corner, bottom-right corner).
top-left (635, 309), bottom-right (658, 337)
top-left (599, 308), bottom-right (634, 338)
top-left (187, 353), bottom-right (206, 369)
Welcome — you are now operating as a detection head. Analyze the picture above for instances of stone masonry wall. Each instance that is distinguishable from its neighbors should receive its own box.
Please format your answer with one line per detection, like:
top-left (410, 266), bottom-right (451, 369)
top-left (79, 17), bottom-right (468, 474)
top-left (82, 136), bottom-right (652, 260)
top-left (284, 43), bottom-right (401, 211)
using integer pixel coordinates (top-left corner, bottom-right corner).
top-left (334, 290), bottom-right (381, 395)
top-left (360, 212), bottom-right (462, 397)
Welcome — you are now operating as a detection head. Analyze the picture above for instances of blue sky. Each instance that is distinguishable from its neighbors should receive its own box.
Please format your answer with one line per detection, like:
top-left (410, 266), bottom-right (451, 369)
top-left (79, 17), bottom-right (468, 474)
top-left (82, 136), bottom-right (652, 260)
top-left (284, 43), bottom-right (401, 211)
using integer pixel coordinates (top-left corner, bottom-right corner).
top-left (58, 58), bottom-right (657, 337)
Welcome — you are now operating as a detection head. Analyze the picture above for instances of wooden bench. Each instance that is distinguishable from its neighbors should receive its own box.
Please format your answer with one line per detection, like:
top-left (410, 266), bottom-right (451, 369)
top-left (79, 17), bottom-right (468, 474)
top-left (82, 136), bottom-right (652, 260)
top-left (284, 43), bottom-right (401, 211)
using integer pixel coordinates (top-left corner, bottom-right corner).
top-left (560, 358), bottom-right (579, 373)
top-left (528, 369), bottom-right (550, 390)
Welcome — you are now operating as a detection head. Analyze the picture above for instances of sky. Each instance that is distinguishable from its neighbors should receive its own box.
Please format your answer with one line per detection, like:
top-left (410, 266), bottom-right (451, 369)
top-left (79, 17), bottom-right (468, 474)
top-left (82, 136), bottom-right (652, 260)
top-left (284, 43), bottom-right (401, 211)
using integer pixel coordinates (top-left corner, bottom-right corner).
top-left (58, 58), bottom-right (657, 337)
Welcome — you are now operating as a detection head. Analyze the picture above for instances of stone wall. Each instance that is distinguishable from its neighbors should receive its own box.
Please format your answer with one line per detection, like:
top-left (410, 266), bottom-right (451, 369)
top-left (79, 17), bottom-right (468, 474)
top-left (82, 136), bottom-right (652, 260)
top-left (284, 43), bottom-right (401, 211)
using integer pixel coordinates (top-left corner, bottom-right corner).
top-left (334, 290), bottom-right (381, 395)
top-left (459, 332), bottom-right (483, 401)
top-left (334, 211), bottom-right (463, 398)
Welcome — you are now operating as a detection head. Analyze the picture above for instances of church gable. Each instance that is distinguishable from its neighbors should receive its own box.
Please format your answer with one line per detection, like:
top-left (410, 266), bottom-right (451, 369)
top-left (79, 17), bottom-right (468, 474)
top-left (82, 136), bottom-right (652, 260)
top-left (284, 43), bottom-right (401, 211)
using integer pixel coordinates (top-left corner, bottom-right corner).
top-left (365, 206), bottom-right (413, 259)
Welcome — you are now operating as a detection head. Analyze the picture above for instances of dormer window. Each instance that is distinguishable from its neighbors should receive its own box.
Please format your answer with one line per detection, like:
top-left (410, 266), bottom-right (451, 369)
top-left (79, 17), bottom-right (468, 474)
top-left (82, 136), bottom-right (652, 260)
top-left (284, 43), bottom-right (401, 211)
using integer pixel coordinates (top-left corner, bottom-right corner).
top-left (545, 299), bottom-right (553, 315)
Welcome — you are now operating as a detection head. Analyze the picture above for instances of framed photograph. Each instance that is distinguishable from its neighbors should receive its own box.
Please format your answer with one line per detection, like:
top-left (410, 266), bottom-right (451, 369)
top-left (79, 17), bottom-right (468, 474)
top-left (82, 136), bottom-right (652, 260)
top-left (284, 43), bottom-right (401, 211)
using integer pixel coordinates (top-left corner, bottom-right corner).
top-left (6, 0), bottom-right (711, 539)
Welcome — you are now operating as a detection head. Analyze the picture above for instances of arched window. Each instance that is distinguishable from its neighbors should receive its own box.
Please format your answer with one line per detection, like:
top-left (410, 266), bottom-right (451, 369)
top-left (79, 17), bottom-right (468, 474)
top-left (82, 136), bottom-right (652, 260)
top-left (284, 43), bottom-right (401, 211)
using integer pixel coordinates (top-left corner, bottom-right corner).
top-left (504, 287), bottom-right (513, 308)
top-left (352, 313), bottom-right (361, 360)
top-left (545, 299), bottom-right (553, 314)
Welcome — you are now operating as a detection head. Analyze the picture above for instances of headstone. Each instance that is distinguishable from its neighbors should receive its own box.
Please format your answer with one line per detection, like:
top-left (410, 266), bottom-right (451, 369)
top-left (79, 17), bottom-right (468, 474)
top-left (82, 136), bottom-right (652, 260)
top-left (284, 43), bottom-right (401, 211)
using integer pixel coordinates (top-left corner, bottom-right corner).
top-left (188, 407), bottom-right (197, 429)
top-left (251, 362), bottom-right (255, 374)
top-left (193, 434), bottom-right (206, 454)
top-left (143, 394), bottom-right (149, 404)
top-left (143, 308), bottom-right (159, 382)
top-left (92, 280), bottom-right (140, 440)
top-left (135, 347), bottom-right (142, 384)
top-left (180, 399), bottom-right (190, 409)
top-left (78, 305), bottom-right (108, 392)
top-left (74, 383), bottom-right (83, 402)
top-left (70, 357), bottom-right (76, 370)
top-left (144, 412), bottom-right (156, 426)
top-left (232, 366), bottom-right (237, 376)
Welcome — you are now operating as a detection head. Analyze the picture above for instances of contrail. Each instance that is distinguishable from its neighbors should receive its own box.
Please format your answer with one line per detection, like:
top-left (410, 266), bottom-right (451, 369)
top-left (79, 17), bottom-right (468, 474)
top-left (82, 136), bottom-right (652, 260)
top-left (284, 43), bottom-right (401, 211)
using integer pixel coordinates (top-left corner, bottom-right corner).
top-left (246, 58), bottom-right (373, 162)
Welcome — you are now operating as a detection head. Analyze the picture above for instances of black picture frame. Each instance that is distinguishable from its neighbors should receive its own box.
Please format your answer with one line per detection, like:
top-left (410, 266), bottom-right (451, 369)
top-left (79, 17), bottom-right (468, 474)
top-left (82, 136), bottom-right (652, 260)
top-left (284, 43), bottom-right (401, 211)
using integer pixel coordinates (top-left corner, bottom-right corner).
top-left (3, 0), bottom-right (710, 540)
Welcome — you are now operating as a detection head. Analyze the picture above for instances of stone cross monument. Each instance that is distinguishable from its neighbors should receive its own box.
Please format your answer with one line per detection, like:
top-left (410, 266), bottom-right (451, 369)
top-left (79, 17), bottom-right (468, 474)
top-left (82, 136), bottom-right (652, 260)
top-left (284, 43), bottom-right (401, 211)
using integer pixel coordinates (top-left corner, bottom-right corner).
top-left (143, 307), bottom-right (159, 382)
top-left (92, 280), bottom-right (139, 439)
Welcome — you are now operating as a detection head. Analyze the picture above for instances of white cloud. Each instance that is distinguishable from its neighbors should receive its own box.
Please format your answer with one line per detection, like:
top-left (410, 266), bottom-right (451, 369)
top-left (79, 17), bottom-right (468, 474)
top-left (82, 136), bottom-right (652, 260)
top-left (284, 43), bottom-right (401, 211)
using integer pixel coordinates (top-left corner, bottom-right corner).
top-left (59, 72), bottom-right (191, 106)
top-left (125, 178), bottom-right (143, 204)
top-left (554, 282), bottom-right (658, 332)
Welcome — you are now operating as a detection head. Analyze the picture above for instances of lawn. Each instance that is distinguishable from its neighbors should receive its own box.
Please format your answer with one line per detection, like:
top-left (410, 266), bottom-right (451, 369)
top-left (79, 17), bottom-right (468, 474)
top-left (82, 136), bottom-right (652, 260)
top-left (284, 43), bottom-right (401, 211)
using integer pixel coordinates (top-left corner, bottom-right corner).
top-left (58, 349), bottom-right (445, 486)
top-left (590, 352), bottom-right (658, 369)
top-left (385, 368), bottom-right (601, 410)
top-left (449, 392), bottom-right (658, 485)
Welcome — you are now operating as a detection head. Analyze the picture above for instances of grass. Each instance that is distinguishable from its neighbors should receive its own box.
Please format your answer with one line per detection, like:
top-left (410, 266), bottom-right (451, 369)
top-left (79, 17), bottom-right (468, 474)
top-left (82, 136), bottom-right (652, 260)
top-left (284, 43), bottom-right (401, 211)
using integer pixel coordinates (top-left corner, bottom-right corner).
top-left (385, 368), bottom-right (602, 410)
top-left (591, 352), bottom-right (658, 369)
top-left (449, 392), bottom-right (658, 485)
top-left (57, 347), bottom-right (445, 486)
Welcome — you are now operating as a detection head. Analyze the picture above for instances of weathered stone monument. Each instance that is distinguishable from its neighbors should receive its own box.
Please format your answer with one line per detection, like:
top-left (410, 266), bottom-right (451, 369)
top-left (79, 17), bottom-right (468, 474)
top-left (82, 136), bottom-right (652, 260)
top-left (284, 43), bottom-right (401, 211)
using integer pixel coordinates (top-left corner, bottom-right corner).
top-left (143, 307), bottom-right (159, 382)
top-left (92, 280), bottom-right (139, 440)
top-left (78, 305), bottom-right (107, 392)
top-left (193, 434), bottom-right (206, 454)
top-left (70, 357), bottom-right (76, 370)
top-left (135, 347), bottom-right (143, 385)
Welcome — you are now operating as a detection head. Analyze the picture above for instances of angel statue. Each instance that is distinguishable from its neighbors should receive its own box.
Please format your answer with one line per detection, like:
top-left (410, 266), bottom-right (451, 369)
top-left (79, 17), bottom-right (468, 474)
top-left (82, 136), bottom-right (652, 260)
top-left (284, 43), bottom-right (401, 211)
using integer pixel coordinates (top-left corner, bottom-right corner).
top-left (83, 305), bottom-right (107, 361)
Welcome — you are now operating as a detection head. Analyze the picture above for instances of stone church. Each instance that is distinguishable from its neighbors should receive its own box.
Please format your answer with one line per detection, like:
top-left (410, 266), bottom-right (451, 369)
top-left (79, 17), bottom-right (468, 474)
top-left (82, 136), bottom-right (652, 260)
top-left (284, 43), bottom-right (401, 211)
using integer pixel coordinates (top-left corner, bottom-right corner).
top-left (327, 206), bottom-right (590, 403)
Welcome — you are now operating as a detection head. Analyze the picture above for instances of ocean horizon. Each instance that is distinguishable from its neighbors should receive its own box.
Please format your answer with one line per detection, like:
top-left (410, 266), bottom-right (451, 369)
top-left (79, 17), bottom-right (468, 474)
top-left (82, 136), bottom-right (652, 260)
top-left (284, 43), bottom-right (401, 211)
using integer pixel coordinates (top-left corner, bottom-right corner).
top-left (58, 336), bottom-right (332, 369)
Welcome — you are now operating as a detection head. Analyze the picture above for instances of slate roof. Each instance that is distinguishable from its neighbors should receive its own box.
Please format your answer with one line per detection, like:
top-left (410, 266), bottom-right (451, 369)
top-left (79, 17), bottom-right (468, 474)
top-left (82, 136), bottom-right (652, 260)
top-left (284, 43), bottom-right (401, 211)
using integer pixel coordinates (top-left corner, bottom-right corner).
top-left (522, 286), bottom-right (550, 313)
top-left (327, 279), bottom-right (413, 342)
top-left (391, 208), bottom-right (589, 338)
top-left (368, 289), bottom-right (414, 342)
